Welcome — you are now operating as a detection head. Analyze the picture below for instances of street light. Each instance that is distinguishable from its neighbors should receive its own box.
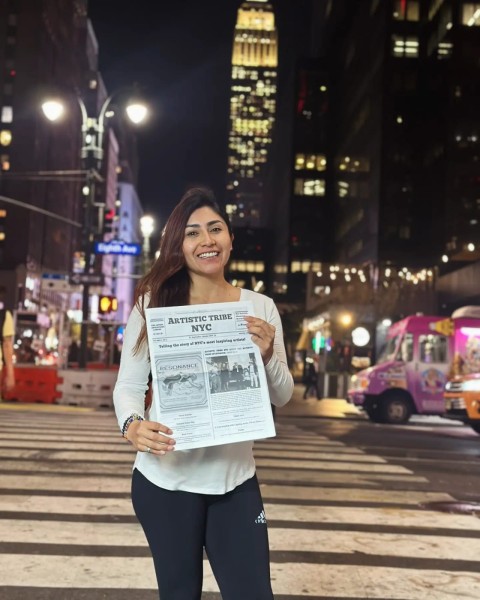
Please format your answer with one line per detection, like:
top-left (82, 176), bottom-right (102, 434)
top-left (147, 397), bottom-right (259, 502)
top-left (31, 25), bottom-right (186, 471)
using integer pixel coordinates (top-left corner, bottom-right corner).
top-left (42, 89), bottom-right (148, 368)
top-left (140, 214), bottom-right (155, 274)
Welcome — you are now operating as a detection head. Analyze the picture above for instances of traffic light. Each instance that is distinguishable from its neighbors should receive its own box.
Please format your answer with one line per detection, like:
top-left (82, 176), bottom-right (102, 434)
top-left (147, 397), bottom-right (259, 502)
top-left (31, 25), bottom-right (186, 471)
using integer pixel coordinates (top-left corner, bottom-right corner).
top-left (103, 208), bottom-right (115, 236)
top-left (99, 295), bottom-right (118, 314)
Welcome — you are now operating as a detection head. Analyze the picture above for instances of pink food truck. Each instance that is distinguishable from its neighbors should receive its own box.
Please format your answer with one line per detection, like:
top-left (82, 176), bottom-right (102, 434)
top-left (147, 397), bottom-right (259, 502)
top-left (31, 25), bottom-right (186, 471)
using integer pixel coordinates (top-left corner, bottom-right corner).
top-left (347, 307), bottom-right (480, 424)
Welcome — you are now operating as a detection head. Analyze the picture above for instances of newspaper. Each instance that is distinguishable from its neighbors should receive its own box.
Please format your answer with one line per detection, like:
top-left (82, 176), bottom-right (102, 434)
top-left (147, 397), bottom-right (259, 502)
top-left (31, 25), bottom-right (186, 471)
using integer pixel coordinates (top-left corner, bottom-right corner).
top-left (145, 301), bottom-right (276, 451)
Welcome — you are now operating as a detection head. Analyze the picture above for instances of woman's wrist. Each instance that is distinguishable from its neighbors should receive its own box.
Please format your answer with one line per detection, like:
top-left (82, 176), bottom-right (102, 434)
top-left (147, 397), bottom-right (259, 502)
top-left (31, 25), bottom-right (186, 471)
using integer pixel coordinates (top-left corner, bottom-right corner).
top-left (121, 413), bottom-right (144, 438)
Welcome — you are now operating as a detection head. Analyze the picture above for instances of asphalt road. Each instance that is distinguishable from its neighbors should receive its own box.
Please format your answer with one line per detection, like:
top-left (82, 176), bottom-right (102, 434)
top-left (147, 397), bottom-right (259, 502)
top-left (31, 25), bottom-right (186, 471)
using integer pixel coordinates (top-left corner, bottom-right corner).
top-left (0, 397), bottom-right (479, 599)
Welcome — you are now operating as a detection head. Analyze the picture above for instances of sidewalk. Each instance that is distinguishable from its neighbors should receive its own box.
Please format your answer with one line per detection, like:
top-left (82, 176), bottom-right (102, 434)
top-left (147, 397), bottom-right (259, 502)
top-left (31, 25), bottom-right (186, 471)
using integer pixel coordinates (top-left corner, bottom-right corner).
top-left (276, 384), bottom-right (364, 419)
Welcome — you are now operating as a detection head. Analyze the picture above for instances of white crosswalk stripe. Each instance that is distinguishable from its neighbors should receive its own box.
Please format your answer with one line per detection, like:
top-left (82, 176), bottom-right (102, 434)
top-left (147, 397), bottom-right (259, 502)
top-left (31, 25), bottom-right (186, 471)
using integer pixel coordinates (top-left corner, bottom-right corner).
top-left (0, 408), bottom-right (479, 599)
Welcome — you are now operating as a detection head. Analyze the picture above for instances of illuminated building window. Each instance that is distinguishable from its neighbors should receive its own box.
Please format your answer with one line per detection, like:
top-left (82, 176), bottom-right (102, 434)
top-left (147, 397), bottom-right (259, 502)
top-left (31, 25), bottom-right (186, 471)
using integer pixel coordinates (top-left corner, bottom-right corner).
top-left (437, 42), bottom-right (453, 59)
top-left (295, 153), bottom-right (326, 171)
top-left (0, 130), bottom-right (12, 146)
top-left (392, 35), bottom-right (419, 57)
top-left (1, 154), bottom-right (10, 170)
top-left (462, 4), bottom-right (480, 26)
top-left (230, 260), bottom-right (265, 274)
top-left (294, 178), bottom-right (325, 196)
top-left (1, 107), bottom-right (13, 123)
top-left (290, 261), bottom-right (312, 273)
top-left (291, 261), bottom-right (301, 273)
top-left (393, 0), bottom-right (419, 21)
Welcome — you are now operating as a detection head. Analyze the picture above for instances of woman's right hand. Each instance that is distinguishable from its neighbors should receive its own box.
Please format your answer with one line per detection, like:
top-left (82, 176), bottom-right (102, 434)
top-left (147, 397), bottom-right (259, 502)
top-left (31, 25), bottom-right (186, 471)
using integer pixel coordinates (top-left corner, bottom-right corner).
top-left (126, 419), bottom-right (176, 455)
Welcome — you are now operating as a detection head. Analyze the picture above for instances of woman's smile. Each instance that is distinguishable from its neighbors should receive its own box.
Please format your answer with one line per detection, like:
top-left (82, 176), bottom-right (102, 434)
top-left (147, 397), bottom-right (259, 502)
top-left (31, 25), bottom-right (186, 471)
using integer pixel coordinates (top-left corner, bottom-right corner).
top-left (183, 206), bottom-right (232, 276)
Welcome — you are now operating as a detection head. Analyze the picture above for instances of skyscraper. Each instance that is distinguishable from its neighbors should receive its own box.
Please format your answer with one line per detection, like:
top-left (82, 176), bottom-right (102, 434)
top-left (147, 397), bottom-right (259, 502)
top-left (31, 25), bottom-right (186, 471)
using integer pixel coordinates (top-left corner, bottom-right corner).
top-left (225, 0), bottom-right (278, 228)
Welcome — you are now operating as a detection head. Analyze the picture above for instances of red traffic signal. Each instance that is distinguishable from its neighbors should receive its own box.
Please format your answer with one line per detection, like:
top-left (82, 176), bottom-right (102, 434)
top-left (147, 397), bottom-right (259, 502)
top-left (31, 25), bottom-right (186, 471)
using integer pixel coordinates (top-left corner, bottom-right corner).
top-left (103, 208), bottom-right (116, 235)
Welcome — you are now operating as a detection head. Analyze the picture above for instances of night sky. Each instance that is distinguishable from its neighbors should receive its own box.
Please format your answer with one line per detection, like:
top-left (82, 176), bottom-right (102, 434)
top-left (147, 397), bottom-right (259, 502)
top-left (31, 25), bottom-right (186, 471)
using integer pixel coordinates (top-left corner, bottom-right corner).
top-left (88, 0), bottom-right (242, 224)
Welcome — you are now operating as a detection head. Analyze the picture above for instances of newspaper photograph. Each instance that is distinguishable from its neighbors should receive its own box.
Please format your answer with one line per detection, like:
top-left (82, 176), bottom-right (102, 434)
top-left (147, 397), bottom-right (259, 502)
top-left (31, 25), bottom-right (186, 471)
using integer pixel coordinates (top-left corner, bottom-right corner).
top-left (145, 301), bottom-right (276, 450)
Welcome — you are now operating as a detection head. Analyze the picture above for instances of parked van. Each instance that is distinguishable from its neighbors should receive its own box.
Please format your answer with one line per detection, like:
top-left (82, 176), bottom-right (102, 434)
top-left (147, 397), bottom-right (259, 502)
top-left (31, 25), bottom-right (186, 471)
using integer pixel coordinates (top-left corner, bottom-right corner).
top-left (347, 307), bottom-right (480, 424)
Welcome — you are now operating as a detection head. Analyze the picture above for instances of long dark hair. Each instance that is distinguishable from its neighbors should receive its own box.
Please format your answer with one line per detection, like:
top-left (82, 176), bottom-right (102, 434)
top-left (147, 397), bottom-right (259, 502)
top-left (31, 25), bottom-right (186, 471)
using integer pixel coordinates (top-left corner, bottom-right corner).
top-left (133, 186), bottom-right (232, 353)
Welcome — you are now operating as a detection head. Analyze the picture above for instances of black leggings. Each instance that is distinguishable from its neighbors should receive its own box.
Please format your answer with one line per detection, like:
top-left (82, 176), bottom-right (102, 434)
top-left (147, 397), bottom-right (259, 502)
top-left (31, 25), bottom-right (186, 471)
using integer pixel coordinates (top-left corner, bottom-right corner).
top-left (132, 469), bottom-right (274, 600)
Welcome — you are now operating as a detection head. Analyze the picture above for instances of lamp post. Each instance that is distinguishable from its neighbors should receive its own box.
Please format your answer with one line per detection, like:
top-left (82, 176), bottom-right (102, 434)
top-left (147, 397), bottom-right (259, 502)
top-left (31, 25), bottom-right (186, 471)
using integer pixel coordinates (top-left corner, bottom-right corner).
top-left (42, 90), bottom-right (147, 368)
top-left (140, 214), bottom-right (155, 274)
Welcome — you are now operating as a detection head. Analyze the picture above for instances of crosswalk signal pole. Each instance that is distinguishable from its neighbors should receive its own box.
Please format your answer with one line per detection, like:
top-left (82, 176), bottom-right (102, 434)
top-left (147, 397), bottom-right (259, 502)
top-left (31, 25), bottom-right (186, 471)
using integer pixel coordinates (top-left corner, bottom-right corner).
top-left (78, 169), bottom-right (97, 369)
top-left (42, 88), bottom-right (148, 369)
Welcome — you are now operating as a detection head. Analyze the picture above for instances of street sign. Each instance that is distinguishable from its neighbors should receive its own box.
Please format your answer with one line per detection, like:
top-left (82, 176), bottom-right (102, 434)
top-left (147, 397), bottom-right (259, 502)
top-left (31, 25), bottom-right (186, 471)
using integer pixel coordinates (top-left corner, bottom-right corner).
top-left (42, 273), bottom-right (81, 293)
top-left (69, 273), bottom-right (105, 286)
top-left (94, 240), bottom-right (142, 256)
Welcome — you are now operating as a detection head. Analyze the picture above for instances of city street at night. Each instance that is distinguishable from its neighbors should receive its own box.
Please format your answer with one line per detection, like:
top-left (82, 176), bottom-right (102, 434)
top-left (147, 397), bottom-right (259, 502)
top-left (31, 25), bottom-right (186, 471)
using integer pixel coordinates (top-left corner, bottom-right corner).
top-left (0, 392), bottom-right (479, 599)
top-left (2, 1), bottom-right (480, 599)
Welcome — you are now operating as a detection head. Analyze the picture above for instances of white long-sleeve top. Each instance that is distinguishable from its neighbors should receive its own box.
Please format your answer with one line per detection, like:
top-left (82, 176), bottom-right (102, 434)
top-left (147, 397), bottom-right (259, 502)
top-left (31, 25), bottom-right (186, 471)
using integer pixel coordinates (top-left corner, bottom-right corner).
top-left (113, 288), bottom-right (293, 494)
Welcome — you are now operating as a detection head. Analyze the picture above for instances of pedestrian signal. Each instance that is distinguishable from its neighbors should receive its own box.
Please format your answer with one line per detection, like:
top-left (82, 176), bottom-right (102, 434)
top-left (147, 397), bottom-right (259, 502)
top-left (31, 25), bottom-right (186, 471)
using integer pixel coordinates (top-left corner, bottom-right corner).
top-left (312, 333), bottom-right (326, 353)
top-left (99, 295), bottom-right (118, 314)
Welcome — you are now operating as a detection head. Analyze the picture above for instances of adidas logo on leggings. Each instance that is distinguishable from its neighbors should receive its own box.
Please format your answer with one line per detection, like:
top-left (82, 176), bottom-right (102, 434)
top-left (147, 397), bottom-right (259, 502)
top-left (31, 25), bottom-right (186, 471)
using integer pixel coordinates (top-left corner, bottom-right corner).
top-left (255, 510), bottom-right (267, 524)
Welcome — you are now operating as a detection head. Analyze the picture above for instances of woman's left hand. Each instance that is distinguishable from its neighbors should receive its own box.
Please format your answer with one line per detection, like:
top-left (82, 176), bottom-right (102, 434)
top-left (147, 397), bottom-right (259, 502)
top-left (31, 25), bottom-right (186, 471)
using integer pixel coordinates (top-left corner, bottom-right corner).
top-left (244, 316), bottom-right (275, 365)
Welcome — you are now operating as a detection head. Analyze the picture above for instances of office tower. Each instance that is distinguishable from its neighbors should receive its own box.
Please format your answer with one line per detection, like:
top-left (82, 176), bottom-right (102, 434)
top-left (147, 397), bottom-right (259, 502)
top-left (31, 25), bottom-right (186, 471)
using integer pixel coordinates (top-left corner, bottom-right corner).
top-left (0, 0), bottom-right (91, 309)
top-left (316, 0), bottom-right (480, 276)
top-left (225, 0), bottom-right (278, 228)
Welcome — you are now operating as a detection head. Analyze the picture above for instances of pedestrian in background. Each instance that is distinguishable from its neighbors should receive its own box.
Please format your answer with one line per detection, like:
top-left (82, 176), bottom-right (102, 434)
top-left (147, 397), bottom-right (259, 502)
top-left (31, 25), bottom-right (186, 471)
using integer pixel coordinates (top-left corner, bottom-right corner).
top-left (113, 186), bottom-right (293, 599)
top-left (0, 304), bottom-right (15, 398)
top-left (303, 361), bottom-right (318, 399)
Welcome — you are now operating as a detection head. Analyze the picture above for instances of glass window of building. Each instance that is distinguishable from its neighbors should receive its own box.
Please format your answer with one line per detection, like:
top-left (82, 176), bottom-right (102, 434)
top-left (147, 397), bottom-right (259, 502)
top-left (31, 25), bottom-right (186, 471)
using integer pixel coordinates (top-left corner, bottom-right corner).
top-left (294, 178), bottom-right (325, 196)
top-left (291, 261), bottom-right (302, 273)
top-left (1, 154), bottom-right (10, 170)
top-left (462, 4), bottom-right (480, 26)
top-left (0, 130), bottom-right (12, 146)
top-left (1, 107), bottom-right (13, 123)
top-left (393, 0), bottom-right (419, 21)
top-left (392, 35), bottom-right (419, 57)
top-left (294, 178), bottom-right (304, 195)
top-left (316, 155), bottom-right (327, 171)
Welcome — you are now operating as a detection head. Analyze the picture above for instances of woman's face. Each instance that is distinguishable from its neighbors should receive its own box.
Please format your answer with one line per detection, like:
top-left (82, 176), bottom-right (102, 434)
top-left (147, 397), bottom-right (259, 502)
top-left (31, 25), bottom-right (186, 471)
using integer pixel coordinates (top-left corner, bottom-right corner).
top-left (182, 206), bottom-right (232, 278)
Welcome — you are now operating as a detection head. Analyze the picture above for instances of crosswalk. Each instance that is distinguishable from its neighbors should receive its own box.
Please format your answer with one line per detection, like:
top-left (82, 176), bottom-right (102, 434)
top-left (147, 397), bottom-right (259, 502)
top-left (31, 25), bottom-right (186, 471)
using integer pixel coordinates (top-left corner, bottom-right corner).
top-left (0, 405), bottom-right (480, 599)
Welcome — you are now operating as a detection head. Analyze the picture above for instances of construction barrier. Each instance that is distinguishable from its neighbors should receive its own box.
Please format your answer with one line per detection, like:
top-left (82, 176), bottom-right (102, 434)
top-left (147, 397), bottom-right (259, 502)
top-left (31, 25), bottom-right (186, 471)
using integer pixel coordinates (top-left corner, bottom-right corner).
top-left (2, 366), bottom-right (63, 404)
top-left (56, 369), bottom-right (118, 408)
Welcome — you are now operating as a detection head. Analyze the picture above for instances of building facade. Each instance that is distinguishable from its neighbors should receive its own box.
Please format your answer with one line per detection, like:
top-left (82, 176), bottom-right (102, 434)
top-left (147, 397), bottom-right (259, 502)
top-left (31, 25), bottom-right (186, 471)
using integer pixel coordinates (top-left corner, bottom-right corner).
top-left (225, 0), bottom-right (278, 229)
top-left (0, 0), bottom-right (142, 362)
top-left (318, 0), bottom-right (480, 276)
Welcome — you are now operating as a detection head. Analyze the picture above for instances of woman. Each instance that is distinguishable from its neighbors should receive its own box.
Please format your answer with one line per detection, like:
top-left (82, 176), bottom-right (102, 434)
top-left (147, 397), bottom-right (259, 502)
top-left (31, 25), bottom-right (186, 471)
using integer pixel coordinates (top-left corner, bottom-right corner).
top-left (113, 186), bottom-right (293, 599)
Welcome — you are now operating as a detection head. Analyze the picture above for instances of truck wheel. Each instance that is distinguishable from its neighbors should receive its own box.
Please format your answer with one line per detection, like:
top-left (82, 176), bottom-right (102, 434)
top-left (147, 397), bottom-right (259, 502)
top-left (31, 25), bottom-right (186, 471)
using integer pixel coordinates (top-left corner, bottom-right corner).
top-left (470, 423), bottom-right (480, 435)
top-left (381, 394), bottom-right (412, 424)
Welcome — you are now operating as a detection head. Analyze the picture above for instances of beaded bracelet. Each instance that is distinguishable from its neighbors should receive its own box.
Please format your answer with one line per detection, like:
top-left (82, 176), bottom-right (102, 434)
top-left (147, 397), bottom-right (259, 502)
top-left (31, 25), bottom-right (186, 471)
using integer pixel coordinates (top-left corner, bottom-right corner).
top-left (121, 413), bottom-right (144, 438)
